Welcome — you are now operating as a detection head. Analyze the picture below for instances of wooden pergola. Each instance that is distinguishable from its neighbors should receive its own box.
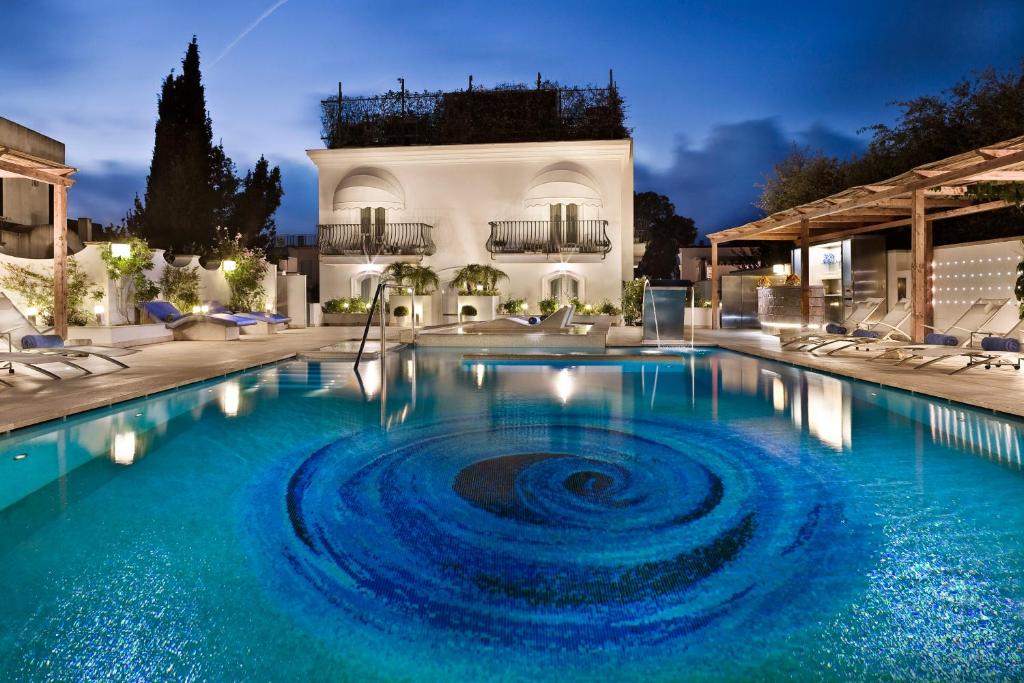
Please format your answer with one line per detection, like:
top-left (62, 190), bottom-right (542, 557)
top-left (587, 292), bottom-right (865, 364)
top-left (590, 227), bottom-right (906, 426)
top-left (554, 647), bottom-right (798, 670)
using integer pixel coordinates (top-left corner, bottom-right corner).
top-left (0, 147), bottom-right (76, 338)
top-left (706, 134), bottom-right (1024, 342)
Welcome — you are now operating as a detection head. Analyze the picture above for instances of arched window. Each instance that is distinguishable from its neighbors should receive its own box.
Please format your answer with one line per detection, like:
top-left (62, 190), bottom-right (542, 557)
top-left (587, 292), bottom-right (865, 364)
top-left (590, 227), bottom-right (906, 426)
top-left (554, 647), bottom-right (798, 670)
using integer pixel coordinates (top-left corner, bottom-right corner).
top-left (352, 271), bottom-right (381, 302)
top-left (543, 272), bottom-right (584, 304)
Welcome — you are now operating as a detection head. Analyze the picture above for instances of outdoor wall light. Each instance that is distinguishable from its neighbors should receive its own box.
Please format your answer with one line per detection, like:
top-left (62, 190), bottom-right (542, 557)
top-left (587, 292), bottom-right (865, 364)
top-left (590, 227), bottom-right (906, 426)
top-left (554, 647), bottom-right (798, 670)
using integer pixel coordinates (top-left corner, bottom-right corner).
top-left (110, 242), bottom-right (131, 259)
top-left (200, 305), bottom-right (210, 314)
top-left (192, 305), bottom-right (202, 315)
top-left (772, 264), bottom-right (787, 275)
top-left (93, 304), bottom-right (104, 325)
top-left (222, 259), bottom-right (238, 273)
top-left (476, 284), bottom-right (484, 291)
top-left (520, 302), bottom-right (529, 311)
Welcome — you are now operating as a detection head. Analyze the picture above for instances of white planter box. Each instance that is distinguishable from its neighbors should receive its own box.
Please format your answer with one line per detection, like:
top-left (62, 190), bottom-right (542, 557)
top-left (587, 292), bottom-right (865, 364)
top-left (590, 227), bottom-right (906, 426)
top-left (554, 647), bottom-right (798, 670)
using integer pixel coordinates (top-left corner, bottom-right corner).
top-left (388, 295), bottom-right (433, 327)
top-left (457, 295), bottom-right (498, 322)
top-left (323, 312), bottom-right (379, 326)
top-left (689, 307), bottom-right (713, 328)
top-left (66, 324), bottom-right (172, 348)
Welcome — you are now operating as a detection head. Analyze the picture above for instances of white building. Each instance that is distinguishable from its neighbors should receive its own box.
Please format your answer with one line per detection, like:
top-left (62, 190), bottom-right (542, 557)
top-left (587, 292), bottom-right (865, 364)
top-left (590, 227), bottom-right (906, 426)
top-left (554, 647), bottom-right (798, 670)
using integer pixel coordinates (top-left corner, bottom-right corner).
top-left (307, 138), bottom-right (633, 323)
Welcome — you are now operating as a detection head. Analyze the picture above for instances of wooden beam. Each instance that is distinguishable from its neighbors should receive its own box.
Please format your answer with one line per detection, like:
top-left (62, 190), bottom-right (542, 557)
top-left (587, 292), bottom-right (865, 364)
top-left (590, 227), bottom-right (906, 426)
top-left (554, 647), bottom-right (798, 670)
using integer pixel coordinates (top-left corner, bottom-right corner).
top-left (914, 169), bottom-right (1024, 181)
top-left (978, 148), bottom-right (1021, 159)
top-left (710, 240), bottom-right (719, 330)
top-left (910, 190), bottom-right (929, 343)
top-left (53, 185), bottom-right (68, 339)
top-left (0, 157), bottom-right (75, 187)
top-left (808, 199), bottom-right (1011, 244)
top-left (800, 218), bottom-right (810, 326)
top-left (713, 147), bottom-right (1024, 242)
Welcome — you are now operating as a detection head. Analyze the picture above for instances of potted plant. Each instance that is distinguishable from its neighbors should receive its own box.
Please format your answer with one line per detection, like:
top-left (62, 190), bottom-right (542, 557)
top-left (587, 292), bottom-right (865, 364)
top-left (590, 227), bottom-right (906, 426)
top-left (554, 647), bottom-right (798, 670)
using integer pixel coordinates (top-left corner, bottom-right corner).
top-left (322, 297), bottom-right (378, 325)
top-left (392, 304), bottom-right (409, 326)
top-left (100, 236), bottom-right (156, 325)
top-left (538, 297), bottom-right (559, 317)
top-left (453, 264), bottom-right (506, 322)
top-left (385, 263), bottom-right (438, 325)
top-left (499, 298), bottom-right (529, 316)
top-left (460, 304), bottom-right (478, 322)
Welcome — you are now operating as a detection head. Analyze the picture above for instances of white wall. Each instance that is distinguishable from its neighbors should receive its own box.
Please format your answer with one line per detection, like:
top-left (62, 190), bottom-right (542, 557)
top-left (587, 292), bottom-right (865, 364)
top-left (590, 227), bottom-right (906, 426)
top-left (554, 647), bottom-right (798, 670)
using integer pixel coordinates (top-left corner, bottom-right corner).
top-left (0, 244), bottom-right (278, 326)
top-left (931, 239), bottom-right (1024, 332)
top-left (310, 139), bottom-right (633, 319)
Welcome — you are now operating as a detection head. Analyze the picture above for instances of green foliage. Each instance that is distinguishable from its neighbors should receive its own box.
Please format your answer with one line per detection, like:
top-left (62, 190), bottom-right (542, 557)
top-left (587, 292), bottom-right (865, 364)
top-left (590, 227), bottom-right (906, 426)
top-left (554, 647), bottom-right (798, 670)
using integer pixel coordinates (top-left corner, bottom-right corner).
top-left (964, 182), bottom-right (1024, 208)
top-left (100, 236), bottom-right (157, 321)
top-left (322, 79), bottom-right (629, 149)
top-left (538, 297), bottom-right (559, 316)
top-left (757, 63), bottom-right (1024, 244)
top-left (127, 37), bottom-right (282, 254)
top-left (451, 264), bottom-right (507, 295)
top-left (323, 297), bottom-right (368, 314)
top-left (635, 191), bottom-right (696, 279)
top-left (596, 299), bottom-right (621, 315)
top-left (158, 265), bottom-right (201, 312)
top-left (499, 298), bottom-right (528, 315)
top-left (383, 263), bottom-right (439, 295)
top-left (622, 278), bottom-right (646, 326)
top-left (216, 228), bottom-right (268, 311)
top-left (0, 258), bottom-right (102, 327)
top-left (392, 305), bottom-right (409, 317)
top-left (460, 304), bottom-right (478, 317)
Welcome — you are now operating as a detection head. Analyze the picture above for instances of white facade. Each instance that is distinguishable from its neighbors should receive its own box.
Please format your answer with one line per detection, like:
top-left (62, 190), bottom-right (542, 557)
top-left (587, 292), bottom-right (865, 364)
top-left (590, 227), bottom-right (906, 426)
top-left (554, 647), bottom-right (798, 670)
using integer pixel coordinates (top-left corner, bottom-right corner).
top-left (307, 139), bottom-right (633, 322)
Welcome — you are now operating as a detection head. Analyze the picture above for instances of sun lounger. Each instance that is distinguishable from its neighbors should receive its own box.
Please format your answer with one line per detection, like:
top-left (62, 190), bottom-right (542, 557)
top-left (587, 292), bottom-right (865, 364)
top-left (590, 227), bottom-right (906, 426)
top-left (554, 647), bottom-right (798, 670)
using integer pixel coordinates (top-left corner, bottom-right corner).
top-left (19, 334), bottom-right (138, 370)
top-left (783, 298), bottom-right (883, 350)
top-left (864, 297), bottom-right (1010, 360)
top-left (207, 302), bottom-right (290, 334)
top-left (0, 351), bottom-right (93, 381)
top-left (875, 315), bottom-right (1024, 374)
top-left (467, 305), bottom-right (576, 332)
top-left (814, 299), bottom-right (913, 355)
top-left (141, 301), bottom-right (244, 341)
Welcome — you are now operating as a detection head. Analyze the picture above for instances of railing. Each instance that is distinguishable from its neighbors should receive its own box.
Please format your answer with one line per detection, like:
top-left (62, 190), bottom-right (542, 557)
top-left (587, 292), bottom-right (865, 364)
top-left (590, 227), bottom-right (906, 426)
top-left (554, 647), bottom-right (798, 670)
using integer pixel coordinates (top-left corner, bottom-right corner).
top-left (486, 220), bottom-right (611, 257)
top-left (634, 226), bottom-right (651, 244)
top-left (275, 233), bottom-right (318, 248)
top-left (318, 223), bottom-right (435, 257)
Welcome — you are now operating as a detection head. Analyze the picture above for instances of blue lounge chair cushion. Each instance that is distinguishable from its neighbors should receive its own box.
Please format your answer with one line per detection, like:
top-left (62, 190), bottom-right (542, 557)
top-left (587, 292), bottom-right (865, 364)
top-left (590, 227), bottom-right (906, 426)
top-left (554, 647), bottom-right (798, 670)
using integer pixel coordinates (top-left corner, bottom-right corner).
top-left (237, 311), bottom-right (290, 324)
top-left (981, 336), bottom-right (1020, 352)
top-left (211, 313), bottom-right (258, 327)
top-left (143, 300), bottom-right (183, 323)
top-left (825, 323), bottom-right (847, 334)
top-left (21, 334), bottom-right (65, 349)
top-left (851, 329), bottom-right (880, 338)
top-left (924, 333), bottom-right (958, 346)
top-left (528, 316), bottom-right (541, 325)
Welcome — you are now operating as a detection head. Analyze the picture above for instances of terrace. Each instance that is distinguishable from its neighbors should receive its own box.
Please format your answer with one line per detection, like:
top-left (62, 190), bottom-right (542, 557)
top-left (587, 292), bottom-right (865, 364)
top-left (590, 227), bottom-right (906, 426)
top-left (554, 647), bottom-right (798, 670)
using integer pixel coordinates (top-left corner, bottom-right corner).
top-left (485, 219), bottom-right (611, 258)
top-left (318, 222), bottom-right (436, 260)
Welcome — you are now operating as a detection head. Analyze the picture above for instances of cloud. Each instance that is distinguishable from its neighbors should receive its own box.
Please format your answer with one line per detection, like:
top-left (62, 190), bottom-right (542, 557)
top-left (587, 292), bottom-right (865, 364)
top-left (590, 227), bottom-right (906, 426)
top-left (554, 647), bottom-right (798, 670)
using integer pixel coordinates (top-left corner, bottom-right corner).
top-left (635, 119), bottom-right (865, 238)
top-left (69, 161), bottom-right (147, 225)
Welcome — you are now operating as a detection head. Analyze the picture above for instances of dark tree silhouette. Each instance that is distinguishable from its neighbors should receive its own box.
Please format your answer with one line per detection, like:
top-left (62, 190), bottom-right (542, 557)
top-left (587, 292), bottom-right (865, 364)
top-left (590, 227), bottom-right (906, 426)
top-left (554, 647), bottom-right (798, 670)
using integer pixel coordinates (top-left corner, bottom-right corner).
top-left (635, 191), bottom-right (697, 279)
top-left (127, 37), bottom-right (283, 254)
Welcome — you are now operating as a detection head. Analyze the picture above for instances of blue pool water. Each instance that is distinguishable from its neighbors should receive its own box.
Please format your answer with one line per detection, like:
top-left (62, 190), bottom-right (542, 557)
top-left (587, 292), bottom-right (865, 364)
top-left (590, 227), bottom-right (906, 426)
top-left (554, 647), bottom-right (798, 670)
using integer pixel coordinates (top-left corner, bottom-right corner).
top-left (1, 348), bottom-right (1023, 681)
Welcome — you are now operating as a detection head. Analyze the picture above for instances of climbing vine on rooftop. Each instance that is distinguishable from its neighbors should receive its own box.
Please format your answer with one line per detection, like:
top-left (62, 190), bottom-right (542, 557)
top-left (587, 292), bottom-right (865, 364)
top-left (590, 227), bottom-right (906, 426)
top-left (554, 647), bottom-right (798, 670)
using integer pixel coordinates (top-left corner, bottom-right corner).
top-left (964, 182), bottom-right (1024, 208)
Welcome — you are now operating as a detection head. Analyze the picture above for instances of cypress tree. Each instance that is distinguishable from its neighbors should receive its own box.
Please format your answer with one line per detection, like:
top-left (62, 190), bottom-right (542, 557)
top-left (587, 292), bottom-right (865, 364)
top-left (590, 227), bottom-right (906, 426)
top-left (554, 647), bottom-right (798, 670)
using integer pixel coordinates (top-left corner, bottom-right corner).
top-left (128, 37), bottom-right (283, 254)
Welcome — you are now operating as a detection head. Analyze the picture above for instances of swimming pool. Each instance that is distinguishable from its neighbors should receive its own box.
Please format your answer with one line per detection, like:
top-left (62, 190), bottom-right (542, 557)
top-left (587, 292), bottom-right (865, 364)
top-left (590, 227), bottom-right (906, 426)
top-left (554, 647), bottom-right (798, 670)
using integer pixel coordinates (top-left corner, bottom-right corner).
top-left (1, 348), bottom-right (1022, 681)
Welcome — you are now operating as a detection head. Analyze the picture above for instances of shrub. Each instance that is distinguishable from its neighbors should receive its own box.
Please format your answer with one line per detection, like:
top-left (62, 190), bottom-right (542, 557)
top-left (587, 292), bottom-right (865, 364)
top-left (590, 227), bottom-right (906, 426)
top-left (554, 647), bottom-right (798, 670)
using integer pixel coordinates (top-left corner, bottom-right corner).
top-left (451, 264), bottom-right (507, 296)
top-left (384, 263), bottom-right (439, 295)
top-left (538, 297), bottom-right (559, 316)
top-left (158, 265), bottom-right (201, 312)
top-left (499, 298), bottom-right (528, 315)
top-left (393, 305), bottom-right (409, 317)
top-left (597, 299), bottom-right (621, 315)
top-left (100, 236), bottom-right (156, 322)
top-left (621, 278), bottom-right (645, 326)
top-left (216, 228), bottom-right (268, 312)
top-left (323, 297), bottom-right (368, 314)
top-left (461, 304), bottom-right (478, 317)
top-left (0, 258), bottom-right (102, 327)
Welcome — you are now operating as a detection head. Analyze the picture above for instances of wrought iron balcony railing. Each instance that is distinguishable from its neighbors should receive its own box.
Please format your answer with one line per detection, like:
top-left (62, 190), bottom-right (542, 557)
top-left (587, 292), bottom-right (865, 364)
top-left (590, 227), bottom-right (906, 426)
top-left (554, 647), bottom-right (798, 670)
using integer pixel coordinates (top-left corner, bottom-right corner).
top-left (318, 223), bottom-right (436, 257)
top-left (486, 220), bottom-right (611, 257)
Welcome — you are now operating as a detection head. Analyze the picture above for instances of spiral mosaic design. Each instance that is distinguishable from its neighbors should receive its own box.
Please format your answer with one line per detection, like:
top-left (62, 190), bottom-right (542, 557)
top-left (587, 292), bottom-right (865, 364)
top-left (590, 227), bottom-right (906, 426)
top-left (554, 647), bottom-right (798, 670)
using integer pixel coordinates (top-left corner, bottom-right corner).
top-left (248, 413), bottom-right (861, 656)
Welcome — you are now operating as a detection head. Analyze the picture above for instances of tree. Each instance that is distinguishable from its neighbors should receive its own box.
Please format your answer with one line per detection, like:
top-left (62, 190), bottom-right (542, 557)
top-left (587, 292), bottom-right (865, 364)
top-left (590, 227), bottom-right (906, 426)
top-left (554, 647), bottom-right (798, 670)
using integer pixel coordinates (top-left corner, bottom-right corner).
top-left (757, 147), bottom-right (846, 216)
top-left (634, 191), bottom-right (697, 279)
top-left (232, 156), bottom-right (283, 251)
top-left (128, 37), bottom-right (283, 254)
top-left (756, 62), bottom-right (1024, 245)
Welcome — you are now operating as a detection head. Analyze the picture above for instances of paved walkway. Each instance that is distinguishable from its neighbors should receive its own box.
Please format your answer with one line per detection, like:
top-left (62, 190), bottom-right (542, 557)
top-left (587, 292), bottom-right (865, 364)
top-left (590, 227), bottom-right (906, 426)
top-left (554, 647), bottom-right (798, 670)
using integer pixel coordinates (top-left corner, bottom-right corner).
top-left (4, 324), bottom-right (1023, 433)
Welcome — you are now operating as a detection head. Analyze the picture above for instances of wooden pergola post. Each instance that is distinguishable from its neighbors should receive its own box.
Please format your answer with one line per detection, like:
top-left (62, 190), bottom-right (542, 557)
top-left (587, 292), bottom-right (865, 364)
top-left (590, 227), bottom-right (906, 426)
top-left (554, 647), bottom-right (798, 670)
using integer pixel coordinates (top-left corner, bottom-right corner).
top-left (910, 189), bottom-right (932, 343)
top-left (710, 239), bottom-right (719, 329)
top-left (52, 185), bottom-right (69, 338)
top-left (799, 217), bottom-right (810, 326)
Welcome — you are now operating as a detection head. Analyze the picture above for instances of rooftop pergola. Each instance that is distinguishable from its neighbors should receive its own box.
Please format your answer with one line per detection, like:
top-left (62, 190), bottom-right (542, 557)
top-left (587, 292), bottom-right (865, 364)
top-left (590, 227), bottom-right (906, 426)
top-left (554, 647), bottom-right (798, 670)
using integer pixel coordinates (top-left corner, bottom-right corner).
top-left (0, 146), bottom-right (76, 338)
top-left (706, 134), bottom-right (1024, 342)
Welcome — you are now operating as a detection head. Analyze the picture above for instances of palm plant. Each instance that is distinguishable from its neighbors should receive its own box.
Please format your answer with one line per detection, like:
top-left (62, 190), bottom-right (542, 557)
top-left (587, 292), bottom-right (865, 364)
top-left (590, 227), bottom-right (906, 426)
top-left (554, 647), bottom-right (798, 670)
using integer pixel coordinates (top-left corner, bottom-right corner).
top-left (383, 263), bottom-right (439, 295)
top-left (451, 264), bottom-right (508, 295)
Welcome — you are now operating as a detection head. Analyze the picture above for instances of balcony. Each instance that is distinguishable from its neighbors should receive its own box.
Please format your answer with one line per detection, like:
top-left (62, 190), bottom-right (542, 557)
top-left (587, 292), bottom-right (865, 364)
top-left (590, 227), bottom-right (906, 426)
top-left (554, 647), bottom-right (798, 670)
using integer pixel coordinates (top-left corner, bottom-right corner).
top-left (318, 223), bottom-right (435, 260)
top-left (486, 220), bottom-right (611, 259)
